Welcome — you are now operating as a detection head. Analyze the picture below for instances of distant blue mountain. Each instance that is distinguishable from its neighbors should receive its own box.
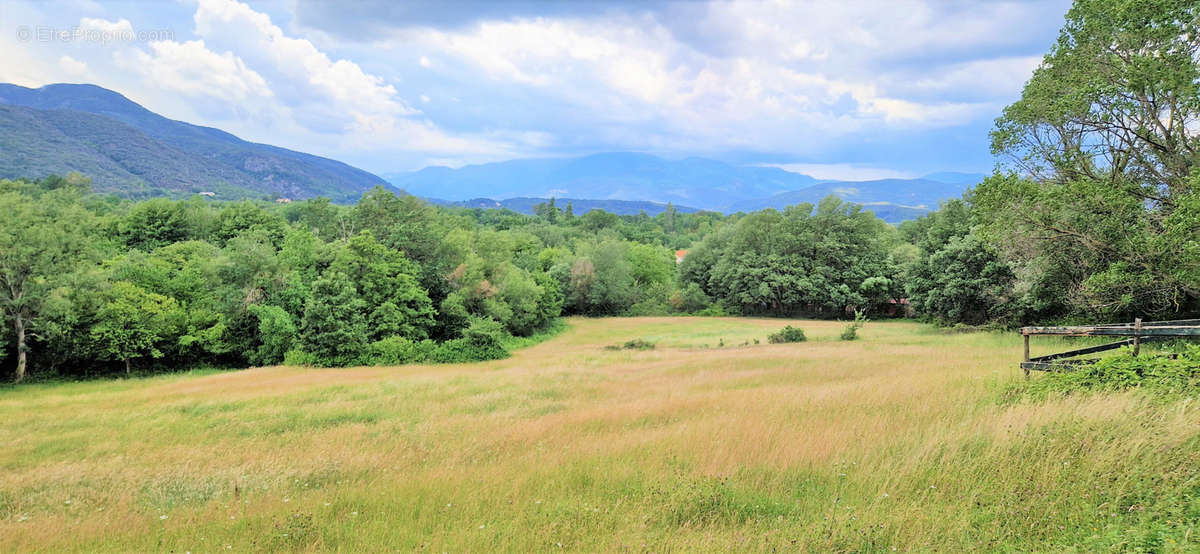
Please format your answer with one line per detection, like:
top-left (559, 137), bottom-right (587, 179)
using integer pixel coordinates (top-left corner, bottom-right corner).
top-left (920, 171), bottom-right (988, 185)
top-left (387, 153), bottom-right (983, 222)
top-left (385, 152), bottom-right (817, 211)
top-left (728, 178), bottom-right (978, 223)
top-left (428, 196), bottom-right (702, 216)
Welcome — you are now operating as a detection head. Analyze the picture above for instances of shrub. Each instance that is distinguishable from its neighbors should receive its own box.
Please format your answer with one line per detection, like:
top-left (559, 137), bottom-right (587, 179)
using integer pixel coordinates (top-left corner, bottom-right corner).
top-left (695, 305), bottom-right (729, 317)
top-left (670, 282), bottom-right (712, 313)
top-left (1014, 345), bottom-right (1200, 399)
top-left (366, 336), bottom-right (435, 366)
top-left (840, 310), bottom-right (869, 341)
top-left (767, 326), bottom-right (806, 344)
top-left (247, 304), bottom-right (296, 366)
top-left (605, 338), bottom-right (656, 351)
top-left (430, 317), bottom-right (510, 363)
top-left (283, 349), bottom-right (319, 366)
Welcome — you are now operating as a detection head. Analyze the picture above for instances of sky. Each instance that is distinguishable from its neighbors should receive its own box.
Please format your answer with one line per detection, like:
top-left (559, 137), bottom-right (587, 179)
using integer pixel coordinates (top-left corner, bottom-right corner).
top-left (0, 0), bottom-right (1072, 180)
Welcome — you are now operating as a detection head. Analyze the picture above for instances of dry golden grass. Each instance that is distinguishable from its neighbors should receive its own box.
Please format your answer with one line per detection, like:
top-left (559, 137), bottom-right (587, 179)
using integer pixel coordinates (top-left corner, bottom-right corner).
top-left (0, 317), bottom-right (1196, 552)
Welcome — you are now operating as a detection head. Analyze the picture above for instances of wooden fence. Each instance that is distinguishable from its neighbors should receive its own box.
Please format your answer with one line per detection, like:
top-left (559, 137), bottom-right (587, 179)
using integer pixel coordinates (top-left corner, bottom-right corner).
top-left (1019, 318), bottom-right (1200, 377)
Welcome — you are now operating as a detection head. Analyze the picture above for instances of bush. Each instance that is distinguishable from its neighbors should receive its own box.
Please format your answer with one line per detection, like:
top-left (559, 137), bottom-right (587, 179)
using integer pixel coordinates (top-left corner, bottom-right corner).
top-left (1014, 345), bottom-right (1200, 399)
top-left (366, 336), bottom-right (435, 366)
top-left (767, 326), bottom-right (806, 343)
top-left (840, 310), bottom-right (869, 341)
top-left (500, 318), bottom-right (568, 351)
top-left (694, 305), bottom-right (729, 317)
top-left (429, 317), bottom-right (510, 363)
top-left (605, 338), bottom-right (656, 351)
top-left (247, 304), bottom-right (296, 366)
top-left (670, 282), bottom-right (712, 313)
top-left (283, 349), bottom-right (319, 366)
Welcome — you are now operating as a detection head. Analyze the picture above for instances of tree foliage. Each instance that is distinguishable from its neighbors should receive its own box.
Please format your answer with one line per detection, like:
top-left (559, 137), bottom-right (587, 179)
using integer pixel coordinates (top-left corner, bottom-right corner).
top-left (982, 0), bottom-right (1200, 321)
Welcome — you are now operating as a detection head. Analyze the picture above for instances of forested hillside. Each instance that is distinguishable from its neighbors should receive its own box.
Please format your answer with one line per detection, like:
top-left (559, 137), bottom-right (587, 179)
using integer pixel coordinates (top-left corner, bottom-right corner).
top-left (0, 84), bottom-right (390, 201)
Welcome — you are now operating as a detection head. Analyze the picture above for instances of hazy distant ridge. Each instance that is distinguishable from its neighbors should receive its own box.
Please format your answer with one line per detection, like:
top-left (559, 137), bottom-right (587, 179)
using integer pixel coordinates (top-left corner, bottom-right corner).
top-left (387, 153), bottom-right (984, 222)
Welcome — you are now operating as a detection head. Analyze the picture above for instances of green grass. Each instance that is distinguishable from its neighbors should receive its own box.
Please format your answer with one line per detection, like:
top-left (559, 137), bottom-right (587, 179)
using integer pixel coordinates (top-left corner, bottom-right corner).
top-left (0, 316), bottom-right (1196, 552)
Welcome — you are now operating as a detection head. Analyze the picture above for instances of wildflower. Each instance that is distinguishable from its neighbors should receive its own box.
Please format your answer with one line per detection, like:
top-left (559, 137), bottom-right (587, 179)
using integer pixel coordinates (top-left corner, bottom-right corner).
top-left (479, 525), bottom-right (486, 529)
top-left (160, 515), bottom-right (169, 520)
top-left (64, 500), bottom-right (72, 505)
top-left (283, 498), bottom-right (291, 503)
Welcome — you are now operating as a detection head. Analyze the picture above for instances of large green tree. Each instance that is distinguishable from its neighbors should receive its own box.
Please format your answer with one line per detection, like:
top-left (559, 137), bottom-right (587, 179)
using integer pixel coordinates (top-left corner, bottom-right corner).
top-left (689, 197), bottom-right (898, 316)
top-left (0, 181), bottom-right (102, 381)
top-left (329, 231), bottom-right (436, 341)
top-left (296, 271), bottom-right (368, 367)
top-left (89, 281), bottom-right (182, 374)
top-left (982, 0), bottom-right (1200, 319)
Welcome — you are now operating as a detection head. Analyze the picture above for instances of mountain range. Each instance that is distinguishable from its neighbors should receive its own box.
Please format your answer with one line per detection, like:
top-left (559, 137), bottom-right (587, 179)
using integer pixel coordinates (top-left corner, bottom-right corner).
top-left (387, 154), bottom-right (984, 222)
top-left (0, 83), bottom-right (985, 222)
top-left (385, 153), bottom-right (818, 210)
top-left (428, 197), bottom-right (701, 216)
top-left (0, 83), bottom-right (388, 201)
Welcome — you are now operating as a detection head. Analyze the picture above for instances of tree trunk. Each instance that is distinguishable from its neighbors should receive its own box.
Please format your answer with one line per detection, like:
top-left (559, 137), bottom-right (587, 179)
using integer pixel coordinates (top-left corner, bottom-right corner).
top-left (124, 358), bottom-right (131, 376)
top-left (14, 313), bottom-right (27, 383)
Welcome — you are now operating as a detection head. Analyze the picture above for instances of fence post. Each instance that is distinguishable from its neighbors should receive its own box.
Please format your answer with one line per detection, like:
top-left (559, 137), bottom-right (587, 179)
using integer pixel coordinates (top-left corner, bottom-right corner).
top-left (1133, 317), bottom-right (1142, 357)
top-left (1023, 332), bottom-right (1031, 379)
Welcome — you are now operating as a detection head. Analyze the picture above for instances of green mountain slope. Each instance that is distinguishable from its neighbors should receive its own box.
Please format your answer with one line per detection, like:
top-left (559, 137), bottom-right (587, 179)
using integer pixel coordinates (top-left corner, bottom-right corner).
top-left (0, 83), bottom-right (389, 201)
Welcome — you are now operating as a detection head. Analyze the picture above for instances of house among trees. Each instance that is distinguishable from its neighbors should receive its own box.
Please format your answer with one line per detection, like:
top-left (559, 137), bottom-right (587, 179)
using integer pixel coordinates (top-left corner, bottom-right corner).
top-left (675, 249), bottom-right (687, 264)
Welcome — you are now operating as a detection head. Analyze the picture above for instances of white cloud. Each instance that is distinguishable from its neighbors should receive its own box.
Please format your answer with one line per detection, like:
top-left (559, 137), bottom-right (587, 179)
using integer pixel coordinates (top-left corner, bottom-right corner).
top-left (399, 3), bottom-right (1020, 158)
top-left (192, 0), bottom-right (417, 129)
top-left (78, 16), bottom-right (133, 36)
top-left (119, 39), bottom-right (272, 102)
top-left (0, 0), bottom-right (1069, 173)
top-left (57, 55), bottom-right (88, 76)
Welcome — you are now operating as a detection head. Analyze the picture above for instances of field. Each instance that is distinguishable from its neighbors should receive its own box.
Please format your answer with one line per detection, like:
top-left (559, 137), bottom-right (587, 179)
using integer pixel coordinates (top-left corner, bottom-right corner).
top-left (1, 317), bottom-right (1197, 552)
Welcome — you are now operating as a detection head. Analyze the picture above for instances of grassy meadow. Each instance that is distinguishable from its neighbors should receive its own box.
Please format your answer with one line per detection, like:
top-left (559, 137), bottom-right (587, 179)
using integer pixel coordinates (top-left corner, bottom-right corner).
top-left (1, 317), bottom-right (1197, 552)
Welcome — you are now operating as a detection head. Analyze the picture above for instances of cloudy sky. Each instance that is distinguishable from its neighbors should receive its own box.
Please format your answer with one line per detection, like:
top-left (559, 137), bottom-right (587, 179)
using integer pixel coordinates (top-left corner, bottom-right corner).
top-left (0, 0), bottom-right (1071, 179)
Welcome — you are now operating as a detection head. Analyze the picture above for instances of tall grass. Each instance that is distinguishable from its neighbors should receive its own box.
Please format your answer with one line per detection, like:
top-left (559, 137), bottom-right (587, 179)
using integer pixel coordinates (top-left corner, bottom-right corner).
top-left (0, 317), bottom-right (1195, 552)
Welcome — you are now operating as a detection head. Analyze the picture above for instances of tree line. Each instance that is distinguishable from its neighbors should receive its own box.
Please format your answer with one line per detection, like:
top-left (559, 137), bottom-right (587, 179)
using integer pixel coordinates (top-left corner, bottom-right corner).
top-left (0, 173), bottom-right (928, 382)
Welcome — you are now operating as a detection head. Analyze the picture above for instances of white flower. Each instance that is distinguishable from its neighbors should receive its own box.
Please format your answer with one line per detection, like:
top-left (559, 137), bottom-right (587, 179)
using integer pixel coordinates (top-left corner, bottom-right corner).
top-left (160, 515), bottom-right (169, 520)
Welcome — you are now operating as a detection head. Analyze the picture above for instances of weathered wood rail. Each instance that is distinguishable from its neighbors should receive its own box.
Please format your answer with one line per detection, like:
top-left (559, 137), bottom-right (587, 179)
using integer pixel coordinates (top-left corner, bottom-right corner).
top-left (1020, 318), bottom-right (1200, 377)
